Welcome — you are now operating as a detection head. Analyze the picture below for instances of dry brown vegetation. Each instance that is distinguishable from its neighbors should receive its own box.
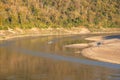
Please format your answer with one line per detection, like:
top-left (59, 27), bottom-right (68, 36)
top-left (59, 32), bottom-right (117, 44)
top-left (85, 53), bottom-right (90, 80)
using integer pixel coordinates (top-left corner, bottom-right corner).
top-left (0, 0), bottom-right (120, 30)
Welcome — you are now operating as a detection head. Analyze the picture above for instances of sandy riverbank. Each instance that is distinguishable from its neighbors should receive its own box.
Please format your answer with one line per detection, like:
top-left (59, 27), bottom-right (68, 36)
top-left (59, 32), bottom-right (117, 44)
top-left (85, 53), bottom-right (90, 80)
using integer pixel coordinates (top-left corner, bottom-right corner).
top-left (64, 34), bottom-right (120, 64)
top-left (1, 27), bottom-right (120, 41)
top-left (82, 36), bottom-right (120, 64)
top-left (0, 27), bottom-right (91, 41)
top-left (1, 27), bottom-right (120, 64)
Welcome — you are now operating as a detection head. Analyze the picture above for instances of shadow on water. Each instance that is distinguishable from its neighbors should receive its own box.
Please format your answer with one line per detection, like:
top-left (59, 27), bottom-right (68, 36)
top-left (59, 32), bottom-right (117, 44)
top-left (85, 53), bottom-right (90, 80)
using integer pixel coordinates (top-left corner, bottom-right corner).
top-left (0, 40), bottom-right (14, 47)
top-left (15, 47), bottom-right (120, 69)
top-left (0, 34), bottom-right (120, 80)
top-left (104, 35), bottom-right (120, 39)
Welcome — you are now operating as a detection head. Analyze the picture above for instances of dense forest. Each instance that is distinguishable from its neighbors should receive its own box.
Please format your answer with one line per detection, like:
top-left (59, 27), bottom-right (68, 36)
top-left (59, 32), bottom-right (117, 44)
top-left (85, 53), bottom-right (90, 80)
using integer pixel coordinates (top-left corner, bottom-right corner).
top-left (0, 0), bottom-right (120, 29)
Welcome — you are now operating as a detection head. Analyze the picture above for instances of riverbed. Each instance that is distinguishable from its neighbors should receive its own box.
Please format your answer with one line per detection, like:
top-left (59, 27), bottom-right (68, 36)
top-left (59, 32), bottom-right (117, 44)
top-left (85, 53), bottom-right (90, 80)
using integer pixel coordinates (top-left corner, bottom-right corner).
top-left (0, 34), bottom-right (120, 80)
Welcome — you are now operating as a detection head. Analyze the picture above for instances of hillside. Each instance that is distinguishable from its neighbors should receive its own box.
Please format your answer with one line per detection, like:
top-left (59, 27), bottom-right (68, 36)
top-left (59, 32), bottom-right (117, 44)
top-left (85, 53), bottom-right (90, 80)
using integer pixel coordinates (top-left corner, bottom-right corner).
top-left (0, 0), bottom-right (120, 30)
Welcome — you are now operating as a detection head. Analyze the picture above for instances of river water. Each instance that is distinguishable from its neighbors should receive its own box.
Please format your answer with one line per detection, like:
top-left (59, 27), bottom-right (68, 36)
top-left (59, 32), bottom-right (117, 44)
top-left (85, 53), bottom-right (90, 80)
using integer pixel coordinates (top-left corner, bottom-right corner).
top-left (0, 34), bottom-right (120, 80)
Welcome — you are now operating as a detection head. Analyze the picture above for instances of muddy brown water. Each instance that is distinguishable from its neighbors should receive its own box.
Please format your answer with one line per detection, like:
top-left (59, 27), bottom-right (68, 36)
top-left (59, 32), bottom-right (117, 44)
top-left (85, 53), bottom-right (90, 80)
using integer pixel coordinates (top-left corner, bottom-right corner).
top-left (0, 34), bottom-right (120, 80)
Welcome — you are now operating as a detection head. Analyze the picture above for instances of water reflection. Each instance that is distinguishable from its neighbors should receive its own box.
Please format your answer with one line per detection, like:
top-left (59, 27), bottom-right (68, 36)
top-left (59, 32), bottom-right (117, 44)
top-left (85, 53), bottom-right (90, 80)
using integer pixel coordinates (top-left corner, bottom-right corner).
top-left (0, 35), bottom-right (120, 80)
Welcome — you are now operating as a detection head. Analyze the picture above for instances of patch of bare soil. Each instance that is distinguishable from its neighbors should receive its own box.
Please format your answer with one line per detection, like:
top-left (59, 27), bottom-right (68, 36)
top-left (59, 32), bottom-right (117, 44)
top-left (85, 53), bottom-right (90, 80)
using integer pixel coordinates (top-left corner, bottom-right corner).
top-left (0, 27), bottom-right (90, 41)
top-left (82, 39), bottom-right (120, 64)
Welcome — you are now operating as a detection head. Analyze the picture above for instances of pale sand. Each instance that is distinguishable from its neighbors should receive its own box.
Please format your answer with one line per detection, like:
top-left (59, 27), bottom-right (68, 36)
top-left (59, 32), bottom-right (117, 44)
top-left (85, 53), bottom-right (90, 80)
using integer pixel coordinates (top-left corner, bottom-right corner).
top-left (85, 36), bottom-right (104, 41)
top-left (66, 35), bottom-right (120, 64)
top-left (64, 43), bottom-right (89, 49)
top-left (82, 39), bottom-right (120, 64)
top-left (0, 27), bottom-right (91, 41)
top-left (1, 28), bottom-right (120, 64)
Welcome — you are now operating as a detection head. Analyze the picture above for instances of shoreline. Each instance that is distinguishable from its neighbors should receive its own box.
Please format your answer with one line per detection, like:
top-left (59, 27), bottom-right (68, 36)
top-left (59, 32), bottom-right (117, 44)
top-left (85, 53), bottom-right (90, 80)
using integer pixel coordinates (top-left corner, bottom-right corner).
top-left (0, 27), bottom-right (120, 64)
top-left (0, 27), bottom-right (90, 41)
top-left (82, 36), bottom-right (120, 64)
top-left (63, 33), bottom-right (120, 64)
top-left (0, 27), bottom-right (120, 41)
top-left (82, 42), bottom-right (120, 64)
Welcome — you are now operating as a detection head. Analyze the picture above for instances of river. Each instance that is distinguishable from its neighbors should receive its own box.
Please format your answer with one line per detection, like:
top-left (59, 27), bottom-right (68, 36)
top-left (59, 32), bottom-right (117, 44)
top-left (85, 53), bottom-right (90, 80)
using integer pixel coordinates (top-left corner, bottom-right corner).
top-left (0, 34), bottom-right (120, 80)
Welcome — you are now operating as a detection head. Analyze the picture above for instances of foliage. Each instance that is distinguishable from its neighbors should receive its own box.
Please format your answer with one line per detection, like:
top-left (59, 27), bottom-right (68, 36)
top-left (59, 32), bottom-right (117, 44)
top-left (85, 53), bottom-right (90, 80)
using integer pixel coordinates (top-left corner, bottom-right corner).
top-left (0, 0), bottom-right (119, 29)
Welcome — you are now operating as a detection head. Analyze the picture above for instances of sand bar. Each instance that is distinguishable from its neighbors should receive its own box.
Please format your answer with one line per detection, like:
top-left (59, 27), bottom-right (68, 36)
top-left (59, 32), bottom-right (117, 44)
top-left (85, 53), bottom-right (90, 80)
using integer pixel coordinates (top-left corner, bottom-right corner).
top-left (82, 38), bottom-right (120, 64)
